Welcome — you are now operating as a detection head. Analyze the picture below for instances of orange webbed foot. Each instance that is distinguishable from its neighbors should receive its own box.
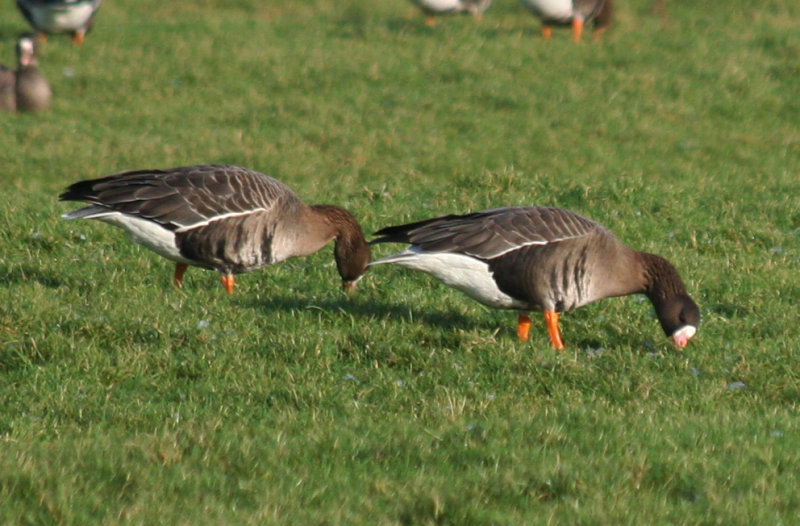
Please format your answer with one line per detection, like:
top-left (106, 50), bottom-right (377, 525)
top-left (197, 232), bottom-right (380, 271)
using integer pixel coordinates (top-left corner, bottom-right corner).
top-left (221, 275), bottom-right (235, 294)
top-left (571, 18), bottom-right (584, 42)
top-left (544, 311), bottom-right (565, 350)
top-left (517, 314), bottom-right (532, 342)
top-left (174, 263), bottom-right (188, 288)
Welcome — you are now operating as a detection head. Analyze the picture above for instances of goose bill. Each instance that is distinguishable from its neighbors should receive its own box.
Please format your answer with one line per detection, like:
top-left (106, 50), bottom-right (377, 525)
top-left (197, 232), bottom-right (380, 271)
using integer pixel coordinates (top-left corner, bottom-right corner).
top-left (671, 325), bottom-right (697, 348)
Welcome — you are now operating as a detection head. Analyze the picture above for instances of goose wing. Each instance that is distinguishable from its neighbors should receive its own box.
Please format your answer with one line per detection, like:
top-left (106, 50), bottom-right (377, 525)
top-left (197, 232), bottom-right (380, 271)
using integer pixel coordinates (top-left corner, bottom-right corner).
top-left (372, 206), bottom-right (600, 260)
top-left (59, 164), bottom-right (300, 232)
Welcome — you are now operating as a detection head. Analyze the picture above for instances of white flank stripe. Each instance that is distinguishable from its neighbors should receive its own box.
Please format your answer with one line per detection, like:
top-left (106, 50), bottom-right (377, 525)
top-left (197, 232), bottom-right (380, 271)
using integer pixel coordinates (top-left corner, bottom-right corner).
top-left (174, 208), bottom-right (267, 232)
top-left (476, 238), bottom-right (548, 259)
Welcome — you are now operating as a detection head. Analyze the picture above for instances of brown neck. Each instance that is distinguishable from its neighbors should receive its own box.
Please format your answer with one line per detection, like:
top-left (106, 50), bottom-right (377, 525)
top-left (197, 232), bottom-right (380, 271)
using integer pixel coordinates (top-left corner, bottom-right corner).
top-left (310, 205), bottom-right (371, 283)
top-left (639, 252), bottom-right (688, 301)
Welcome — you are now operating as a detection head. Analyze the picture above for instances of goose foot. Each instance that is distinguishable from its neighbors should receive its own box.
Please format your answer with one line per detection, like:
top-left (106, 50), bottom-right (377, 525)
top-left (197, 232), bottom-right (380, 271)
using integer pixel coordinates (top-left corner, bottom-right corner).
top-left (571, 18), bottom-right (584, 42)
top-left (544, 311), bottom-right (565, 350)
top-left (221, 275), bottom-right (235, 294)
top-left (174, 263), bottom-right (188, 288)
top-left (517, 313), bottom-right (532, 342)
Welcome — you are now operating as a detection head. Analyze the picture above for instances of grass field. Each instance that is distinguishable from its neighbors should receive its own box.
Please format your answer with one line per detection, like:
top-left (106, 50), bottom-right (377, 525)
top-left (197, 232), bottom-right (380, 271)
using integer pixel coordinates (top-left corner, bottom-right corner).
top-left (2, 0), bottom-right (800, 523)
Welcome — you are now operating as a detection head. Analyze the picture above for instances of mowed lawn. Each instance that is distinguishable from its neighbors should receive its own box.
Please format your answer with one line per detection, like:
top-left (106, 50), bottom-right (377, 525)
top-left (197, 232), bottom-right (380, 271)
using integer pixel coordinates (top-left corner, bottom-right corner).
top-left (2, 0), bottom-right (800, 523)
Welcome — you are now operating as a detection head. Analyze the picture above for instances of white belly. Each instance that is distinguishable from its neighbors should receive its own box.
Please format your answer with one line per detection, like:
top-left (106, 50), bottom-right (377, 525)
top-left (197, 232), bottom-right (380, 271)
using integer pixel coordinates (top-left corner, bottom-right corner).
top-left (412, 0), bottom-right (464, 12)
top-left (87, 211), bottom-right (193, 265)
top-left (372, 250), bottom-right (527, 310)
top-left (30, 4), bottom-right (96, 32)
top-left (520, 0), bottom-right (573, 20)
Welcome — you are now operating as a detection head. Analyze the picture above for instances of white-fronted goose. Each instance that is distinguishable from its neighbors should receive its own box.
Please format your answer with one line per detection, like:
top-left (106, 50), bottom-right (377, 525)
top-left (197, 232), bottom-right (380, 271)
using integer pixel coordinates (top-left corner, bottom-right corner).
top-left (60, 165), bottom-right (371, 294)
top-left (371, 206), bottom-right (699, 349)
top-left (410, 0), bottom-right (493, 26)
top-left (16, 0), bottom-right (102, 45)
top-left (519, 0), bottom-right (613, 41)
top-left (0, 35), bottom-right (51, 112)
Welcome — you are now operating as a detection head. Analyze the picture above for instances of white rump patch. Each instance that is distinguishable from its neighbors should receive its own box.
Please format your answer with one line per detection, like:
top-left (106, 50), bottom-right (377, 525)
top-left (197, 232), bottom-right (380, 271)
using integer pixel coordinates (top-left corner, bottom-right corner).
top-left (414, 0), bottom-right (464, 12)
top-left (521, 0), bottom-right (574, 19)
top-left (65, 209), bottom-right (191, 264)
top-left (371, 248), bottom-right (526, 310)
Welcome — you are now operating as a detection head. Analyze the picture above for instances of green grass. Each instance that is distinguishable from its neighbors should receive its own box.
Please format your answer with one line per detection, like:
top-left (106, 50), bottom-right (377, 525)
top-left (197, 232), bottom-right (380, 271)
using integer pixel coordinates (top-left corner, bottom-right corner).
top-left (2, 0), bottom-right (800, 523)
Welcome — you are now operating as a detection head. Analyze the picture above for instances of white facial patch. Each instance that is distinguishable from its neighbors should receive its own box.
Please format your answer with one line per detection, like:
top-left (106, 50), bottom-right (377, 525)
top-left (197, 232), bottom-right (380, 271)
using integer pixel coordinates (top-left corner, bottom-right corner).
top-left (671, 325), bottom-right (697, 347)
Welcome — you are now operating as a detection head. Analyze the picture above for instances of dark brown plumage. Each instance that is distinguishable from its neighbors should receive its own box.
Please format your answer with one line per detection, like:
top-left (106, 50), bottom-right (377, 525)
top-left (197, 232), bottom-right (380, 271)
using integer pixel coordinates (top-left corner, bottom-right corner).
top-left (60, 165), bottom-right (371, 293)
top-left (0, 35), bottom-right (51, 112)
top-left (371, 206), bottom-right (699, 349)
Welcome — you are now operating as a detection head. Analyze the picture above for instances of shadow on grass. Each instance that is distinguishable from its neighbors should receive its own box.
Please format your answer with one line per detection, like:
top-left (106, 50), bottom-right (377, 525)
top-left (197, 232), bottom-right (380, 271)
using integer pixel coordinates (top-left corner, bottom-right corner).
top-left (0, 263), bottom-right (64, 289)
top-left (236, 293), bottom-right (502, 335)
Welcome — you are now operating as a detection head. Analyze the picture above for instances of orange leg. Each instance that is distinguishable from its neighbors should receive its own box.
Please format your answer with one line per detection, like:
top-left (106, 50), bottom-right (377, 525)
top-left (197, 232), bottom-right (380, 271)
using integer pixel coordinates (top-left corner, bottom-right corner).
top-left (72, 32), bottom-right (85, 46)
top-left (425, 16), bottom-right (436, 26)
top-left (572, 18), bottom-right (584, 42)
top-left (36, 32), bottom-right (47, 43)
top-left (542, 25), bottom-right (553, 40)
top-left (221, 275), bottom-right (235, 294)
top-left (544, 311), bottom-right (565, 350)
top-left (517, 314), bottom-right (532, 342)
top-left (174, 263), bottom-right (188, 288)
top-left (592, 26), bottom-right (608, 42)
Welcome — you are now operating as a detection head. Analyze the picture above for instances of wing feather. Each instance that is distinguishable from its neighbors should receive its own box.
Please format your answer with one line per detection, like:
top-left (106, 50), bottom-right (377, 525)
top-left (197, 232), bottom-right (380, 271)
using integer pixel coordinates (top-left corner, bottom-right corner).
top-left (59, 164), bottom-right (301, 232)
top-left (372, 206), bottom-right (601, 259)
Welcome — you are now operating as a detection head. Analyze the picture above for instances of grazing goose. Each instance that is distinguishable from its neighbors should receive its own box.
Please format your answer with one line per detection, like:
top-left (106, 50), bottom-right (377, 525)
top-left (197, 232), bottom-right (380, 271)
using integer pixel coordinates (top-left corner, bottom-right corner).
top-left (0, 35), bottom-right (51, 112)
top-left (519, 0), bottom-right (613, 41)
top-left (410, 0), bottom-right (493, 26)
top-left (370, 206), bottom-right (699, 349)
top-left (59, 165), bottom-right (371, 294)
top-left (16, 0), bottom-right (103, 45)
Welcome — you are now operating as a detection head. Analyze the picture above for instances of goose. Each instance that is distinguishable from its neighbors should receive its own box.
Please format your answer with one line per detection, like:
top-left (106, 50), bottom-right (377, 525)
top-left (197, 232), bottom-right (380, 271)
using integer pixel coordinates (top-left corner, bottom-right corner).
top-left (370, 206), bottom-right (699, 349)
top-left (59, 164), bottom-right (371, 294)
top-left (0, 34), bottom-right (51, 112)
top-left (410, 0), bottom-right (493, 26)
top-left (519, 0), bottom-right (613, 41)
top-left (16, 0), bottom-right (102, 45)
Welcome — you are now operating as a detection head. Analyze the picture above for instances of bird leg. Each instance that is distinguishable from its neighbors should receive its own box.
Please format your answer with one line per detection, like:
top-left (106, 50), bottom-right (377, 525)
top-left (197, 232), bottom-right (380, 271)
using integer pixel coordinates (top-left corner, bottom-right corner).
top-left (221, 275), bottom-right (235, 294)
top-left (72, 32), bottom-right (85, 46)
top-left (517, 313), bottom-right (532, 342)
top-left (544, 311), bottom-right (565, 350)
top-left (174, 263), bottom-right (188, 288)
top-left (571, 17), bottom-right (584, 41)
top-left (541, 26), bottom-right (553, 40)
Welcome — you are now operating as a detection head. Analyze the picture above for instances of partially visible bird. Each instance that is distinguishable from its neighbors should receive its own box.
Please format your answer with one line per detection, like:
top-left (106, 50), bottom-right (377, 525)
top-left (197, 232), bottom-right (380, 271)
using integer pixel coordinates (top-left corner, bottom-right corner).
top-left (59, 165), bottom-right (372, 294)
top-left (0, 34), bottom-right (51, 112)
top-left (519, 0), bottom-right (613, 41)
top-left (16, 0), bottom-right (103, 45)
top-left (410, 0), bottom-right (493, 26)
top-left (370, 206), bottom-right (699, 349)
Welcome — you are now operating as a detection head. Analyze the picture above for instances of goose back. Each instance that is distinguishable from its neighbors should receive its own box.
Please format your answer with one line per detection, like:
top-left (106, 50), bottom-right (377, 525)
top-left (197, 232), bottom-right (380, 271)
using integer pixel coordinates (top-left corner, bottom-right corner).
top-left (0, 35), bottom-right (51, 113)
top-left (60, 165), bottom-right (371, 289)
top-left (17, 0), bottom-right (102, 34)
top-left (16, 65), bottom-right (51, 111)
top-left (374, 206), bottom-right (639, 311)
top-left (521, 0), bottom-right (607, 23)
top-left (0, 67), bottom-right (15, 111)
top-left (372, 206), bottom-right (699, 346)
top-left (62, 165), bottom-right (314, 272)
